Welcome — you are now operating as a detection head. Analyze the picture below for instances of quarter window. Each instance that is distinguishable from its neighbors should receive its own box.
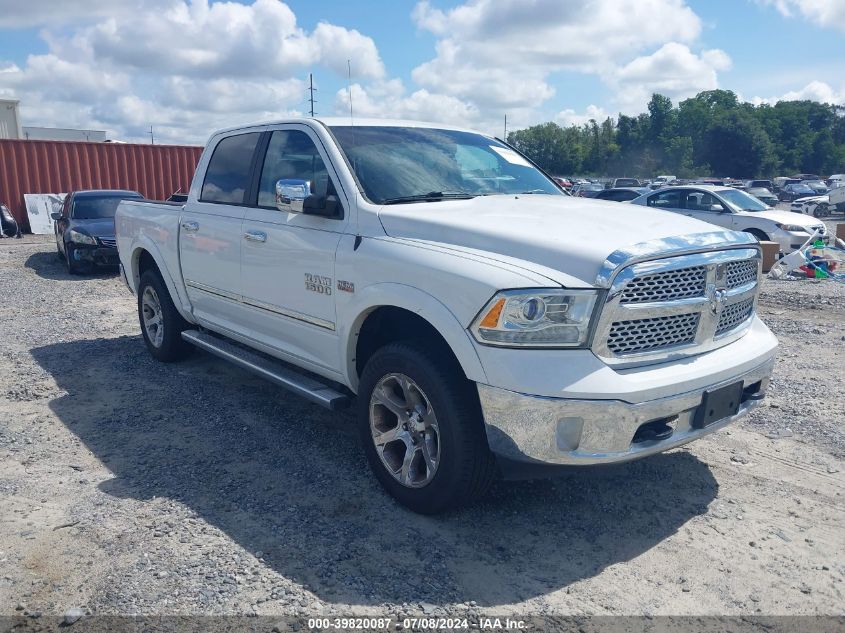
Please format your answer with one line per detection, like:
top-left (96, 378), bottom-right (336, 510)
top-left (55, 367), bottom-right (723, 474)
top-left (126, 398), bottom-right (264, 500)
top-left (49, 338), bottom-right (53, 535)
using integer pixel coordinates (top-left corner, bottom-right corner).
top-left (257, 130), bottom-right (332, 209)
top-left (200, 132), bottom-right (261, 204)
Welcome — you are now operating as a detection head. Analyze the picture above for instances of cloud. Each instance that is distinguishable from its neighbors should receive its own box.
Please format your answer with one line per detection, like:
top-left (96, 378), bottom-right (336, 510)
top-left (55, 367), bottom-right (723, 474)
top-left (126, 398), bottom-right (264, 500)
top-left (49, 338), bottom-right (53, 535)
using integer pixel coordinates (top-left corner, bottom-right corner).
top-left (0, 0), bottom-right (169, 27)
top-left (335, 80), bottom-right (480, 129)
top-left (0, 0), bottom-right (385, 143)
top-left (410, 0), bottom-right (704, 111)
top-left (610, 43), bottom-right (732, 111)
top-left (751, 80), bottom-right (845, 106)
top-left (756, 0), bottom-right (845, 32)
top-left (555, 105), bottom-right (610, 127)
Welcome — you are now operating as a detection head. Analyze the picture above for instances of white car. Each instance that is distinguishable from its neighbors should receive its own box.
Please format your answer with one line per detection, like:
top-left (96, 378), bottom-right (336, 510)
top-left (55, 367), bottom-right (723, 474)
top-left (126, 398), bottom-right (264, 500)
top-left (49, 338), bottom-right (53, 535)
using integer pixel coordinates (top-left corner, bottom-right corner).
top-left (631, 185), bottom-right (827, 253)
top-left (790, 195), bottom-right (831, 217)
top-left (116, 118), bottom-right (777, 513)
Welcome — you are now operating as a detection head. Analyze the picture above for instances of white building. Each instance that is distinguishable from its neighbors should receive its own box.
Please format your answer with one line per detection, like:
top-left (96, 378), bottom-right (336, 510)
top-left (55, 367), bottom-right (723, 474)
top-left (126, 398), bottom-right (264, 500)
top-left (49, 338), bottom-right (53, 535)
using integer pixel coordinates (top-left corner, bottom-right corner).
top-left (0, 99), bottom-right (23, 139)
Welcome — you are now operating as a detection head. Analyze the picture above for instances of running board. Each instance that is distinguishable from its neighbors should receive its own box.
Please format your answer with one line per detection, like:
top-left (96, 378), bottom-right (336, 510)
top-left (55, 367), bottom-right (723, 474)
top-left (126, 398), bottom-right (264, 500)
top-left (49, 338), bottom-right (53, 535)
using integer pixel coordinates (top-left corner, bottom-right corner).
top-left (181, 330), bottom-right (350, 411)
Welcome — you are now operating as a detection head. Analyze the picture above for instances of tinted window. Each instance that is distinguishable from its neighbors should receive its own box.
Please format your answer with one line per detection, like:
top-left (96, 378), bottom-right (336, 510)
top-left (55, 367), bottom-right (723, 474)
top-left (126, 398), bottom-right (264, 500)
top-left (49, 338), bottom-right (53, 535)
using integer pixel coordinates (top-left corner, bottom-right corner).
top-left (257, 130), bottom-right (331, 209)
top-left (71, 194), bottom-right (142, 219)
top-left (614, 178), bottom-right (639, 187)
top-left (647, 190), bottom-right (683, 208)
top-left (200, 132), bottom-right (261, 204)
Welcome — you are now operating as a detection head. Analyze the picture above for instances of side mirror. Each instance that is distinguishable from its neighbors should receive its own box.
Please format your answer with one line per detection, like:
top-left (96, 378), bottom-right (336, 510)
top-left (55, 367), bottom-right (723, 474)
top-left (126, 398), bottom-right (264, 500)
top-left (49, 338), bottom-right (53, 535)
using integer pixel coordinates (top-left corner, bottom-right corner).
top-left (710, 204), bottom-right (726, 213)
top-left (50, 212), bottom-right (62, 221)
top-left (275, 178), bottom-right (311, 213)
top-left (302, 194), bottom-right (340, 218)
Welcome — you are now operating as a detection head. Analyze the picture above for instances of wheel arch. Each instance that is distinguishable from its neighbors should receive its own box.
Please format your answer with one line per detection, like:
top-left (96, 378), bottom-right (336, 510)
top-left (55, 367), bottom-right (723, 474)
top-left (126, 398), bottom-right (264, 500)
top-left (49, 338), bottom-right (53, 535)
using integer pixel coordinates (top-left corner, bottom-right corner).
top-left (129, 241), bottom-right (195, 324)
top-left (341, 285), bottom-right (488, 393)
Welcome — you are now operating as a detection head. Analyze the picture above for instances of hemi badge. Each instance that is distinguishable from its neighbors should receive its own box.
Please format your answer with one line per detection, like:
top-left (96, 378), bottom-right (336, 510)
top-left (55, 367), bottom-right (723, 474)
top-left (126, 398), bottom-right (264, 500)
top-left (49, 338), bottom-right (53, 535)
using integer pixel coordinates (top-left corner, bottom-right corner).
top-left (337, 280), bottom-right (355, 293)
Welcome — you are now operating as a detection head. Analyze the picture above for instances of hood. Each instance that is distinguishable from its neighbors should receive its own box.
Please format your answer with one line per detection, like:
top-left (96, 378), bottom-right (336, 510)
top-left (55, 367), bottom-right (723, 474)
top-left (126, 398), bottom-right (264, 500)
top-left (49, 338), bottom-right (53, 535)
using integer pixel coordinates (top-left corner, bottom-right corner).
top-left (378, 195), bottom-right (729, 286)
top-left (70, 217), bottom-right (115, 237)
top-left (737, 208), bottom-right (823, 227)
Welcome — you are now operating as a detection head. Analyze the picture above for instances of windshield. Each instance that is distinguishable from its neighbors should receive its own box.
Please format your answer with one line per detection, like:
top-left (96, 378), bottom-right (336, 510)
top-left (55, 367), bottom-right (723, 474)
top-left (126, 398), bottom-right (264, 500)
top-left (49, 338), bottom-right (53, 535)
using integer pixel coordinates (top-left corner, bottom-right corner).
top-left (718, 188), bottom-right (770, 211)
top-left (329, 126), bottom-right (561, 203)
top-left (72, 194), bottom-right (141, 219)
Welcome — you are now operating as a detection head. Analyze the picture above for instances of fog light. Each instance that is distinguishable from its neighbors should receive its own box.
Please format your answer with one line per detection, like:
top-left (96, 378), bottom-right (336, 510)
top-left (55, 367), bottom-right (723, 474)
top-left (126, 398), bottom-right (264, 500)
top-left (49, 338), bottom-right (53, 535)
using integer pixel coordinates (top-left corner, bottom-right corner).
top-left (556, 417), bottom-right (584, 451)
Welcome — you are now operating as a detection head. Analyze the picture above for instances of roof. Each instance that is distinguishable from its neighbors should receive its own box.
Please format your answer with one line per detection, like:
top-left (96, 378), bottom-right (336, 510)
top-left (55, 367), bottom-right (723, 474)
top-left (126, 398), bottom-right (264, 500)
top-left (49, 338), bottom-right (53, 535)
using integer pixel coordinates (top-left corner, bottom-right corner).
top-left (210, 116), bottom-right (485, 138)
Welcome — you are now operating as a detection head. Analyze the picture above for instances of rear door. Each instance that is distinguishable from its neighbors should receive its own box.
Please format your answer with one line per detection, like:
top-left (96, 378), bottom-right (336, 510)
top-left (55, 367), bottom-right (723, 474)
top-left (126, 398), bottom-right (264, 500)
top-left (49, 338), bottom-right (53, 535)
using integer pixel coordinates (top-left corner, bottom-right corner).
top-left (180, 131), bottom-right (262, 330)
top-left (238, 125), bottom-right (351, 371)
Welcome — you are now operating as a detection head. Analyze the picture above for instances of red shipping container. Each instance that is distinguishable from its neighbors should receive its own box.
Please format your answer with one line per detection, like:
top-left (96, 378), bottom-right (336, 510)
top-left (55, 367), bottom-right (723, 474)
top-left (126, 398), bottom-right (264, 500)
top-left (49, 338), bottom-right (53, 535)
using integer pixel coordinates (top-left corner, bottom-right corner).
top-left (0, 139), bottom-right (202, 232)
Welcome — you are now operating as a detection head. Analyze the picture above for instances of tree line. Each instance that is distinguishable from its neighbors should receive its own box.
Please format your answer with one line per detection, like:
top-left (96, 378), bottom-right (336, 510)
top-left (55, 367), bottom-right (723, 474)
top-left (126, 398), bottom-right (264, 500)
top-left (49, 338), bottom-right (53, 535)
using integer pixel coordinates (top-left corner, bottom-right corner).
top-left (507, 90), bottom-right (845, 179)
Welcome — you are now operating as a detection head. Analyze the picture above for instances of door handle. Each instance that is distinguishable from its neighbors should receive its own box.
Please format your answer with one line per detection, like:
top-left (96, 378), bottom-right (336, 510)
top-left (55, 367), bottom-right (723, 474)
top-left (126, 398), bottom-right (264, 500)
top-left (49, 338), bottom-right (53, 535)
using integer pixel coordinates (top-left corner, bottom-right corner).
top-left (181, 221), bottom-right (199, 232)
top-left (244, 230), bottom-right (267, 243)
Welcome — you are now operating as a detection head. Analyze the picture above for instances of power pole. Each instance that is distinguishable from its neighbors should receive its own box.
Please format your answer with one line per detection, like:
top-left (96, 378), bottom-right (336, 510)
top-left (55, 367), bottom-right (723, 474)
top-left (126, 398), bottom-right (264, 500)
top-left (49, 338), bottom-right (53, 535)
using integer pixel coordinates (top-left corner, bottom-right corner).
top-left (149, 126), bottom-right (155, 145)
top-left (503, 114), bottom-right (508, 142)
top-left (308, 73), bottom-right (317, 117)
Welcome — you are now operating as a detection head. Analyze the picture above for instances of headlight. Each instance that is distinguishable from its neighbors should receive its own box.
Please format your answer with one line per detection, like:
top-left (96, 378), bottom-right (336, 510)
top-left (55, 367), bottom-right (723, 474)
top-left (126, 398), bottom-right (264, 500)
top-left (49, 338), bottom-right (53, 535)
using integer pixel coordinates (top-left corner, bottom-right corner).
top-left (470, 289), bottom-right (599, 347)
top-left (775, 224), bottom-right (810, 233)
top-left (68, 229), bottom-right (97, 245)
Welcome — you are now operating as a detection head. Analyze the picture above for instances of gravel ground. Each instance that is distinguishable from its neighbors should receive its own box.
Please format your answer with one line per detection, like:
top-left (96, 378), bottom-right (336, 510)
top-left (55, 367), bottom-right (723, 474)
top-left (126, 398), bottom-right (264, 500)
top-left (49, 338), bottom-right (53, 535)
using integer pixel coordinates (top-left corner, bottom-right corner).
top-left (0, 232), bottom-right (843, 620)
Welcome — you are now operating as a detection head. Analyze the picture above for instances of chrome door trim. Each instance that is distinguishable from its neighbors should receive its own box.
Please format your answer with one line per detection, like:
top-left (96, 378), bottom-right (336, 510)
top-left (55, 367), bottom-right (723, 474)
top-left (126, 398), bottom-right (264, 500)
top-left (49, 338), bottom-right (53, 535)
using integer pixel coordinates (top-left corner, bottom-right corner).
top-left (184, 279), bottom-right (335, 331)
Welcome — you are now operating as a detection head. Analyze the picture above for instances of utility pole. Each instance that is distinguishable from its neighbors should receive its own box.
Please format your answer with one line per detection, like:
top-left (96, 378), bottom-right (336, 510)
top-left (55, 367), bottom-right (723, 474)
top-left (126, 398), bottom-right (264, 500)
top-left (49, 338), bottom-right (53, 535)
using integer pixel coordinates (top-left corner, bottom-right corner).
top-left (308, 73), bottom-right (317, 117)
top-left (503, 114), bottom-right (508, 142)
top-left (149, 126), bottom-right (155, 145)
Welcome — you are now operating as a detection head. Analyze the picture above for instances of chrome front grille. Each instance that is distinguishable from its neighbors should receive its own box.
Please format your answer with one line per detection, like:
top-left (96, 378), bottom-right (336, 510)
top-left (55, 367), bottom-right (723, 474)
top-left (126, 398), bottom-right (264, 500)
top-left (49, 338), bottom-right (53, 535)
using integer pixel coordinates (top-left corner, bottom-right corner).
top-left (725, 260), bottom-right (757, 288)
top-left (621, 267), bottom-right (706, 303)
top-left (593, 247), bottom-right (761, 364)
top-left (716, 297), bottom-right (754, 336)
top-left (99, 237), bottom-right (117, 248)
top-left (607, 313), bottom-right (700, 354)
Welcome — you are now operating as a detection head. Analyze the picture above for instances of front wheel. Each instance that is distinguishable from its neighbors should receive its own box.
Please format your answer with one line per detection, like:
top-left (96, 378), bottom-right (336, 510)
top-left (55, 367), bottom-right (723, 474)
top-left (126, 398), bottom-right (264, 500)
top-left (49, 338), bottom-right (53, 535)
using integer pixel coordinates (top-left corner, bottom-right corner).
top-left (65, 246), bottom-right (81, 275)
top-left (137, 270), bottom-right (192, 362)
top-left (358, 342), bottom-right (497, 514)
top-left (813, 203), bottom-right (830, 218)
top-left (744, 229), bottom-right (769, 242)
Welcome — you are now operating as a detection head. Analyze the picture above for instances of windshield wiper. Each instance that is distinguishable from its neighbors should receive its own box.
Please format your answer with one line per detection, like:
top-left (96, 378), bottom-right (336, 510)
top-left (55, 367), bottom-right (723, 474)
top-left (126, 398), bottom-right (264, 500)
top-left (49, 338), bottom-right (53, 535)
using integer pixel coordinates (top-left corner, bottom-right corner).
top-left (516, 189), bottom-right (552, 195)
top-left (381, 191), bottom-right (476, 205)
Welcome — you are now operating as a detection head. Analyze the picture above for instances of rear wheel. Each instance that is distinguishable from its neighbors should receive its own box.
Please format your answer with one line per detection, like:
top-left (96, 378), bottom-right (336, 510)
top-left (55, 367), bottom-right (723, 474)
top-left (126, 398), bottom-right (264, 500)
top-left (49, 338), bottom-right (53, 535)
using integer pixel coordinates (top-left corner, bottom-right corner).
top-left (358, 342), bottom-right (497, 514)
top-left (137, 270), bottom-right (192, 362)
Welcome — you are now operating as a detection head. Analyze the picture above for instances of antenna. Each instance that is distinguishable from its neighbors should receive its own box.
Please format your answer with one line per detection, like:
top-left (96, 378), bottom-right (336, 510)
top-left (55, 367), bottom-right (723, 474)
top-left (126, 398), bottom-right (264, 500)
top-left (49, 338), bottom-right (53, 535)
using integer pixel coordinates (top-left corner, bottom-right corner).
top-left (308, 73), bottom-right (317, 117)
top-left (149, 125), bottom-right (155, 145)
top-left (503, 114), bottom-right (507, 141)
top-left (347, 59), bottom-right (354, 125)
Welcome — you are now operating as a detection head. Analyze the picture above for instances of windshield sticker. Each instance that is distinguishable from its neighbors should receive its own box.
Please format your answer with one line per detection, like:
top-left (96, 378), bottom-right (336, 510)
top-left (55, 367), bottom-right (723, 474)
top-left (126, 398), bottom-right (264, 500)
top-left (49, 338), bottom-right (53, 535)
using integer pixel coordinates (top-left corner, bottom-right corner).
top-left (490, 146), bottom-right (532, 167)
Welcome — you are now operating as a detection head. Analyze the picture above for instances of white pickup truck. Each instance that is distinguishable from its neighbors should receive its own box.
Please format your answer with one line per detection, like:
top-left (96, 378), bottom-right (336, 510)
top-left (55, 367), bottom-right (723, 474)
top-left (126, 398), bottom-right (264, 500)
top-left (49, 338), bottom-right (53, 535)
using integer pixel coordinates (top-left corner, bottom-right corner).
top-left (116, 118), bottom-right (777, 513)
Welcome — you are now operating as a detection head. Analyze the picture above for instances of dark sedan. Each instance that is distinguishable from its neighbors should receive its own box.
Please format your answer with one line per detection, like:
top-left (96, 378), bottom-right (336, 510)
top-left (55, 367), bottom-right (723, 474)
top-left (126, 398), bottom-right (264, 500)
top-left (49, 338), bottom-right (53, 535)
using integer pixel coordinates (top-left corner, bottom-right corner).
top-left (593, 187), bottom-right (649, 202)
top-left (778, 183), bottom-right (816, 202)
top-left (52, 189), bottom-right (143, 274)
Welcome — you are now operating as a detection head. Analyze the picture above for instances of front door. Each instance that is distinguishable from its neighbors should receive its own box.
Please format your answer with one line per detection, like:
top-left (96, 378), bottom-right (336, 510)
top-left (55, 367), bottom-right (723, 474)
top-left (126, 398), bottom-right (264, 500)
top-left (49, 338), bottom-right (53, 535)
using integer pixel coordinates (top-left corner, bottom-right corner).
top-left (180, 131), bottom-right (262, 330)
top-left (682, 190), bottom-right (733, 229)
top-left (239, 126), bottom-right (351, 372)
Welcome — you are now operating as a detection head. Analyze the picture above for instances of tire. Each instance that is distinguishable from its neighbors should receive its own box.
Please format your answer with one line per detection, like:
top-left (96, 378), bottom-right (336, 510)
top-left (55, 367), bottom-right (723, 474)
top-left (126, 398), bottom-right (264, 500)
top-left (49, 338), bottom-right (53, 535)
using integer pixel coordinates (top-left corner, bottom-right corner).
top-left (744, 229), bottom-right (769, 242)
top-left (56, 239), bottom-right (63, 260)
top-left (137, 269), bottom-right (192, 362)
top-left (357, 342), bottom-right (497, 514)
top-left (813, 203), bottom-right (829, 218)
top-left (65, 246), bottom-right (81, 275)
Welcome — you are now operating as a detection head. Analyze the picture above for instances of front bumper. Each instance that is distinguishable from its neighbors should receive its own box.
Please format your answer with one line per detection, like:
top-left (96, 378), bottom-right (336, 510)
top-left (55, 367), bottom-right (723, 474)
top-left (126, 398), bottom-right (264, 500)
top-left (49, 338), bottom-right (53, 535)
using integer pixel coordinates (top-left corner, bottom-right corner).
top-left (70, 243), bottom-right (119, 266)
top-left (479, 357), bottom-right (774, 467)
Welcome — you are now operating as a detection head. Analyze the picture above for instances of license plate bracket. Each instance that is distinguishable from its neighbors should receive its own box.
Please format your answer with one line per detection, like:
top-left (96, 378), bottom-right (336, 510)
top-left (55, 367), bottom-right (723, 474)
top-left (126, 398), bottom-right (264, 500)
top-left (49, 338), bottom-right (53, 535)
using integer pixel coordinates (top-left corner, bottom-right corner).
top-left (693, 381), bottom-right (744, 429)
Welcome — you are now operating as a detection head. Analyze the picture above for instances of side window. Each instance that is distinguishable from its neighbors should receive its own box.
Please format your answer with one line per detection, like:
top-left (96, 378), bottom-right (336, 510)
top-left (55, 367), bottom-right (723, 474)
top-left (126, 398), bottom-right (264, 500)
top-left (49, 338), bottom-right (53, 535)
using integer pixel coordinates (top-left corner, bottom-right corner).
top-left (687, 192), bottom-right (723, 212)
top-left (200, 132), bottom-right (261, 204)
top-left (647, 190), bottom-right (683, 209)
top-left (257, 130), bottom-right (332, 211)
